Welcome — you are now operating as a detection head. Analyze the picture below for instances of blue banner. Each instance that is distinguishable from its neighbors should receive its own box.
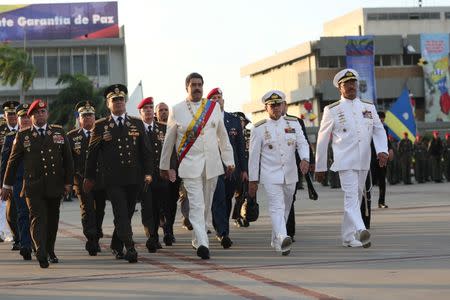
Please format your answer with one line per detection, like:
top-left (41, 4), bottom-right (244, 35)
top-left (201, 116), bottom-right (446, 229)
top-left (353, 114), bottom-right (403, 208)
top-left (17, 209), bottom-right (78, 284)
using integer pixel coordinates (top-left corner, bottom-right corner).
top-left (345, 36), bottom-right (377, 103)
top-left (420, 33), bottom-right (450, 122)
top-left (0, 2), bottom-right (118, 41)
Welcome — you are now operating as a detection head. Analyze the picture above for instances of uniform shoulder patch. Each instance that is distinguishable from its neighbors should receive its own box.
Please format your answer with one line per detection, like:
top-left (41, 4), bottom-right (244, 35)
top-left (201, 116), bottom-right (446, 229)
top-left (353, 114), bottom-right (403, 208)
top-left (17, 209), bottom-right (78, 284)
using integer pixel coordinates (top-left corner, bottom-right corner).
top-left (254, 119), bottom-right (267, 127)
top-left (95, 117), bottom-right (107, 125)
top-left (50, 124), bottom-right (63, 129)
top-left (284, 115), bottom-right (297, 121)
top-left (326, 101), bottom-right (341, 109)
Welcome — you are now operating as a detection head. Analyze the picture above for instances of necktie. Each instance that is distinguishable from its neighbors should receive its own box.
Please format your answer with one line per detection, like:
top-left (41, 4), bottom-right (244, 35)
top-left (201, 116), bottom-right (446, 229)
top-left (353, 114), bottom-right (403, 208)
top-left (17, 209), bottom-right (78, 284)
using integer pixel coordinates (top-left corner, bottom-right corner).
top-left (148, 125), bottom-right (152, 133)
top-left (117, 116), bottom-right (123, 128)
top-left (86, 130), bottom-right (91, 138)
top-left (38, 128), bottom-right (45, 137)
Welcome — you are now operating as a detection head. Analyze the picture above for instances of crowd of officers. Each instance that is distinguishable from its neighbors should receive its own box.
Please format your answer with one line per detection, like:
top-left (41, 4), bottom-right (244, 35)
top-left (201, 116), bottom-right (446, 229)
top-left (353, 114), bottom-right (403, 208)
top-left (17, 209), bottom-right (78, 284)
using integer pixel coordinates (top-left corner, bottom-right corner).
top-left (0, 80), bottom-right (254, 268)
top-left (0, 77), bottom-right (449, 268)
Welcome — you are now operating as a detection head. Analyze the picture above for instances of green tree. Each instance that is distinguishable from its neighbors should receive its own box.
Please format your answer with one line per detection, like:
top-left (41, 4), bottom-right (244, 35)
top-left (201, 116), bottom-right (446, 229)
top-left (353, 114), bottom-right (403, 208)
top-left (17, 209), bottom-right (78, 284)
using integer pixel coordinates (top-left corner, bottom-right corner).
top-left (49, 73), bottom-right (108, 129)
top-left (0, 43), bottom-right (36, 102)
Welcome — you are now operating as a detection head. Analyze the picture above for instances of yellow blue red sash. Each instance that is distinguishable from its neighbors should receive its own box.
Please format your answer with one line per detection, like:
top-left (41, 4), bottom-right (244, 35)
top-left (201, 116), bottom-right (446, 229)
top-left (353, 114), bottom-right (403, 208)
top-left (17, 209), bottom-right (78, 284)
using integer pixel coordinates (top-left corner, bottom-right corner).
top-left (177, 99), bottom-right (216, 164)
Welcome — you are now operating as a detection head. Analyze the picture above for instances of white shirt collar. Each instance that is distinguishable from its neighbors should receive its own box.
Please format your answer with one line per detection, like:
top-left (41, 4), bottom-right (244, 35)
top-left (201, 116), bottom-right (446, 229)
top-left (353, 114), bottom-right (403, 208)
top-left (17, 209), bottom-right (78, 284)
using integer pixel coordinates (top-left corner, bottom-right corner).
top-left (142, 120), bottom-right (154, 131)
top-left (111, 113), bottom-right (126, 125)
top-left (33, 124), bottom-right (48, 132)
top-left (8, 124), bottom-right (19, 131)
top-left (82, 128), bottom-right (92, 136)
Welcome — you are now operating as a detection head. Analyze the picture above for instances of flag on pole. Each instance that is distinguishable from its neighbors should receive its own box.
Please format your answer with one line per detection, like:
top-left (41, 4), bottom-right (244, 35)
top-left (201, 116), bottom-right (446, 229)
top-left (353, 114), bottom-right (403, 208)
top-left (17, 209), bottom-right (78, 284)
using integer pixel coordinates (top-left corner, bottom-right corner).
top-left (126, 80), bottom-right (143, 117)
top-left (384, 87), bottom-right (416, 143)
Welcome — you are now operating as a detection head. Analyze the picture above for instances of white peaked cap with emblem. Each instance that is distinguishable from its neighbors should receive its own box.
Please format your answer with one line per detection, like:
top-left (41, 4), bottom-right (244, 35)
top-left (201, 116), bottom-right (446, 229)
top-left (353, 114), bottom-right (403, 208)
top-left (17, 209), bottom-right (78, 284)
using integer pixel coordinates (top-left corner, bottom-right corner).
top-left (333, 68), bottom-right (359, 88)
top-left (261, 90), bottom-right (286, 105)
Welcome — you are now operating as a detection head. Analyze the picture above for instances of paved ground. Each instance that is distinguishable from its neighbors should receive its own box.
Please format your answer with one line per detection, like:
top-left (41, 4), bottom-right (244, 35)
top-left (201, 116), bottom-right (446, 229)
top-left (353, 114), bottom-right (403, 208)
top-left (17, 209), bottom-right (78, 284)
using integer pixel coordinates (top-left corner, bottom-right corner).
top-left (0, 181), bottom-right (449, 300)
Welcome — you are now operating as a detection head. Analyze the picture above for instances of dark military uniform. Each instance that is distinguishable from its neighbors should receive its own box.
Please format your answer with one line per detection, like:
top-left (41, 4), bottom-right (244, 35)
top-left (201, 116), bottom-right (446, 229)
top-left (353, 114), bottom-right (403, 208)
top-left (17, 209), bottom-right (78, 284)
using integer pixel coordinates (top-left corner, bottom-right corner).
top-left (140, 121), bottom-right (174, 251)
top-left (0, 101), bottom-right (20, 250)
top-left (398, 137), bottom-right (413, 184)
top-left (414, 139), bottom-right (428, 183)
top-left (85, 114), bottom-right (153, 258)
top-left (232, 127), bottom-right (250, 226)
top-left (387, 139), bottom-right (400, 184)
top-left (4, 124), bottom-right (74, 264)
top-left (444, 137), bottom-right (450, 181)
top-left (68, 127), bottom-right (106, 254)
top-left (428, 137), bottom-right (444, 182)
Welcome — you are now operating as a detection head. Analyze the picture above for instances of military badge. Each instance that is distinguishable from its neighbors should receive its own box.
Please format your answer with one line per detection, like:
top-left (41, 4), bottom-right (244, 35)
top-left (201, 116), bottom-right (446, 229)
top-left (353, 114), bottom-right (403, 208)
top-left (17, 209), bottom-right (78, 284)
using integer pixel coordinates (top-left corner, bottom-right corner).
top-left (109, 123), bottom-right (114, 128)
top-left (362, 110), bottom-right (372, 119)
top-left (25, 136), bottom-right (29, 140)
top-left (285, 128), bottom-right (296, 133)
top-left (23, 140), bottom-right (31, 148)
top-left (32, 132), bottom-right (38, 138)
top-left (229, 128), bottom-right (237, 136)
top-left (103, 131), bottom-right (112, 141)
top-left (268, 144), bottom-right (273, 149)
top-left (53, 134), bottom-right (65, 144)
top-left (126, 121), bottom-right (131, 127)
top-left (157, 131), bottom-right (165, 142)
top-left (264, 128), bottom-right (271, 140)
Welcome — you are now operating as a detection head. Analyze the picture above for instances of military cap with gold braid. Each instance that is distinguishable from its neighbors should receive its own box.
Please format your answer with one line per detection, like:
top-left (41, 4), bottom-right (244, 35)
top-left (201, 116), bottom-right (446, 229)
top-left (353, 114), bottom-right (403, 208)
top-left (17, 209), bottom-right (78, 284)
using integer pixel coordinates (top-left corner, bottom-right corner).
top-left (261, 90), bottom-right (286, 105)
top-left (2, 100), bottom-right (20, 114)
top-left (75, 100), bottom-right (95, 115)
top-left (333, 68), bottom-right (359, 88)
top-left (16, 103), bottom-right (30, 117)
top-left (104, 84), bottom-right (128, 101)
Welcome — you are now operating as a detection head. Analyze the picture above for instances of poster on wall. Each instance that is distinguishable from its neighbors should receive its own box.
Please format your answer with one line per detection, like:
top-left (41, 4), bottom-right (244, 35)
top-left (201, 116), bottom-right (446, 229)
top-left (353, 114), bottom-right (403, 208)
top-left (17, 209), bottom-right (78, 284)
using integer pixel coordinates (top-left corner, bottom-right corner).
top-left (345, 36), bottom-right (377, 103)
top-left (420, 33), bottom-right (450, 122)
top-left (0, 2), bottom-right (118, 41)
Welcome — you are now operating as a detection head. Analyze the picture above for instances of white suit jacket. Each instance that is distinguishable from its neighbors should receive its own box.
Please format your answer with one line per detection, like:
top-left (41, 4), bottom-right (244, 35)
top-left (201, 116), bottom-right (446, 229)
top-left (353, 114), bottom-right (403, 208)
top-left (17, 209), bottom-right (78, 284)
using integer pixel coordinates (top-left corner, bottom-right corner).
top-left (159, 100), bottom-right (234, 180)
top-left (315, 97), bottom-right (388, 172)
top-left (248, 116), bottom-right (310, 185)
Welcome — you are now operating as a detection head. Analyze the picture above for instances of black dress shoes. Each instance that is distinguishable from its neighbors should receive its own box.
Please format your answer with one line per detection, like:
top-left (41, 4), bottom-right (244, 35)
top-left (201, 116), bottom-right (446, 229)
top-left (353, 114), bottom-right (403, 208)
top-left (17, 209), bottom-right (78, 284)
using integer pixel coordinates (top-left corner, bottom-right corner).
top-left (38, 259), bottom-right (49, 268)
top-left (11, 241), bottom-right (20, 251)
top-left (146, 238), bottom-right (158, 253)
top-left (111, 249), bottom-right (124, 259)
top-left (48, 252), bottom-right (59, 263)
top-left (20, 248), bottom-right (32, 260)
top-left (124, 248), bottom-right (138, 263)
top-left (219, 236), bottom-right (233, 249)
top-left (85, 239), bottom-right (99, 256)
top-left (163, 234), bottom-right (175, 246)
top-left (196, 245), bottom-right (210, 260)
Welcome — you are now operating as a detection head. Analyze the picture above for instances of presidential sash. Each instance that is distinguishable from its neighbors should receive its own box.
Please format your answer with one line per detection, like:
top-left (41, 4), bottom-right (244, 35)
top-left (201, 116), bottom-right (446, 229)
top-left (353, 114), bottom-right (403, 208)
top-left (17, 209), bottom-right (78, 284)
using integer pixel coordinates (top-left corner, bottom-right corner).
top-left (177, 99), bottom-right (216, 164)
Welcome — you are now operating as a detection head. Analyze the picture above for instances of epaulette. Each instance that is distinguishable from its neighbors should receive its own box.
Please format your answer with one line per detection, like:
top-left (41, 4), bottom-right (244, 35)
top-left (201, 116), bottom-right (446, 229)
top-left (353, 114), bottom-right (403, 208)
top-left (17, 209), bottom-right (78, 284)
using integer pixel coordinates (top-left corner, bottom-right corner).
top-left (95, 117), bottom-right (107, 124)
top-left (284, 115), bottom-right (297, 121)
top-left (326, 101), bottom-right (341, 109)
top-left (361, 99), bottom-right (374, 105)
top-left (19, 127), bottom-right (30, 133)
top-left (50, 124), bottom-right (63, 129)
top-left (67, 128), bottom-right (79, 135)
top-left (254, 119), bottom-right (267, 127)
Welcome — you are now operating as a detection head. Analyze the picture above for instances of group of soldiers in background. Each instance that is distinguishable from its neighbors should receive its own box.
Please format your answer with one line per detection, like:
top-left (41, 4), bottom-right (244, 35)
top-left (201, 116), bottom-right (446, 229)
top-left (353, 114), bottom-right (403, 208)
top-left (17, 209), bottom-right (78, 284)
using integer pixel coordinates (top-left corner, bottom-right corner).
top-left (388, 130), bottom-right (450, 184)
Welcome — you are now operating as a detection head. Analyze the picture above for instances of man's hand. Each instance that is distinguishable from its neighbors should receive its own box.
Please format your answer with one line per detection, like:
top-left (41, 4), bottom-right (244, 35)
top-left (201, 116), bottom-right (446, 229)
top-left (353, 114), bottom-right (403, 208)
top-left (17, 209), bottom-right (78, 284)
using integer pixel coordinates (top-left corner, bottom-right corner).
top-left (388, 149), bottom-right (394, 161)
top-left (168, 169), bottom-right (177, 182)
top-left (299, 160), bottom-right (310, 175)
top-left (378, 152), bottom-right (389, 168)
top-left (248, 181), bottom-right (258, 198)
top-left (225, 165), bottom-right (235, 178)
top-left (83, 179), bottom-right (95, 194)
top-left (64, 184), bottom-right (72, 196)
top-left (241, 171), bottom-right (249, 182)
top-left (1, 187), bottom-right (12, 201)
top-left (160, 170), bottom-right (169, 181)
top-left (315, 171), bottom-right (326, 183)
top-left (144, 175), bottom-right (153, 184)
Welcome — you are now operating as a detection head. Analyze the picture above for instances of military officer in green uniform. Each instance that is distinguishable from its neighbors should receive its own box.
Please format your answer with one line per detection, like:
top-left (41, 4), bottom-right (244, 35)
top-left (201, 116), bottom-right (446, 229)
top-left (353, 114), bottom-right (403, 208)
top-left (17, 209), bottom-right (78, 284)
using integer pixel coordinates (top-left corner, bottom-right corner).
top-left (0, 101), bottom-right (20, 250)
top-left (68, 101), bottom-right (106, 256)
top-left (398, 132), bottom-right (413, 184)
top-left (413, 135), bottom-right (427, 183)
top-left (83, 84), bottom-right (154, 263)
top-left (1, 99), bottom-right (74, 268)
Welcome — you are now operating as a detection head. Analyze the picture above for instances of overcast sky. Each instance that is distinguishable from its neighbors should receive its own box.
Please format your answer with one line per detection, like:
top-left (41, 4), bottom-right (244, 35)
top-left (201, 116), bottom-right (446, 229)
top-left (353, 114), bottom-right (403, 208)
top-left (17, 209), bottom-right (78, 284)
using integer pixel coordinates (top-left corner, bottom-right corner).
top-left (8, 0), bottom-right (450, 112)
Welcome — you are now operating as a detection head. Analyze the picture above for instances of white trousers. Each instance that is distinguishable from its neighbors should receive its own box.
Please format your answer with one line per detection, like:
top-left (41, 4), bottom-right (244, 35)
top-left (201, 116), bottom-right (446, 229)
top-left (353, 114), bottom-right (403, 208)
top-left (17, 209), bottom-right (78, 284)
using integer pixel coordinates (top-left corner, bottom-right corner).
top-left (183, 170), bottom-right (218, 249)
top-left (262, 183), bottom-right (296, 248)
top-left (338, 169), bottom-right (368, 242)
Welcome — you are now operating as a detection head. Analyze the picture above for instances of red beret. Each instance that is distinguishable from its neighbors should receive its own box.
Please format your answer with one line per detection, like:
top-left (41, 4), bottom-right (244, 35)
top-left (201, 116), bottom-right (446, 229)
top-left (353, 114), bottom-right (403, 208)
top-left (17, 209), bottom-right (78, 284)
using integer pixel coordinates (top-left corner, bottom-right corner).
top-left (137, 97), bottom-right (154, 109)
top-left (207, 87), bottom-right (222, 100)
top-left (27, 99), bottom-right (47, 116)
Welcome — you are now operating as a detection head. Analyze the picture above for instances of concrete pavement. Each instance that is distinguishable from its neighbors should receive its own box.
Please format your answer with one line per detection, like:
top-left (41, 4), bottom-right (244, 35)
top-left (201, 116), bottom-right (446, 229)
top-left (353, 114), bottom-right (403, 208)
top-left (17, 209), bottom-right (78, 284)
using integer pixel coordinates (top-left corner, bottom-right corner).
top-left (0, 181), bottom-right (449, 300)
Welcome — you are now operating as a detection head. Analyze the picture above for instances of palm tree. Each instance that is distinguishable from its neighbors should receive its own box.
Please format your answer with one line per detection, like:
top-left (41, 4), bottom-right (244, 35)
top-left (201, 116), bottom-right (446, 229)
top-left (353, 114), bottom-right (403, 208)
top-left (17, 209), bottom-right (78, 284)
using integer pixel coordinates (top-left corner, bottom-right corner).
top-left (0, 43), bottom-right (36, 103)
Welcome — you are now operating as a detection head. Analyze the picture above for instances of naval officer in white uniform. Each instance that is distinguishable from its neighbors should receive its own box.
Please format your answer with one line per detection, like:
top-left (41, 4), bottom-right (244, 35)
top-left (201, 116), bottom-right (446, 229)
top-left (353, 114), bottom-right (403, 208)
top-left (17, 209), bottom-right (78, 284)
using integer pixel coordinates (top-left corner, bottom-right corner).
top-left (248, 90), bottom-right (310, 255)
top-left (315, 69), bottom-right (388, 248)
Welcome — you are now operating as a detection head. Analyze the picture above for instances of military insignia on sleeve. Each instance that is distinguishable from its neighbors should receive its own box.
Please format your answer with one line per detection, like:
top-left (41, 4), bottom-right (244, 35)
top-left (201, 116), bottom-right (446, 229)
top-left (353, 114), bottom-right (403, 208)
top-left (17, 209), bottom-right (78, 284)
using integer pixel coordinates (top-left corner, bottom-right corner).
top-left (362, 110), bottom-right (373, 119)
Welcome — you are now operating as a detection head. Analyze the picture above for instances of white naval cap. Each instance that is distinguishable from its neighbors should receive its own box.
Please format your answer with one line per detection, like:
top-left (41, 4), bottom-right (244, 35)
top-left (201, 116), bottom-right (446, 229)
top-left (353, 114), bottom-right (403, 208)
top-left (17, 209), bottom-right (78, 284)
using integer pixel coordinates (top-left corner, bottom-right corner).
top-left (333, 68), bottom-right (359, 88)
top-left (261, 90), bottom-right (286, 105)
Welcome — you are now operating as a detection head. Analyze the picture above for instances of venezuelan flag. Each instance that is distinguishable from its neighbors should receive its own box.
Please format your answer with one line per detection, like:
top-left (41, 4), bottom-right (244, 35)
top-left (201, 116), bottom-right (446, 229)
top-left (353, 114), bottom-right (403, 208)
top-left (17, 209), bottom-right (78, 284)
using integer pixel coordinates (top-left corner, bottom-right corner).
top-left (385, 87), bottom-right (416, 143)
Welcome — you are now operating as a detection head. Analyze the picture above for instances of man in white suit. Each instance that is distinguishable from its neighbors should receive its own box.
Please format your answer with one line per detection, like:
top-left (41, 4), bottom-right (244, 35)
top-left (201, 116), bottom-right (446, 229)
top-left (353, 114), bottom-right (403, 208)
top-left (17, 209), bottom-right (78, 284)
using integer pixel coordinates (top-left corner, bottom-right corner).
top-left (248, 90), bottom-right (310, 256)
top-left (315, 69), bottom-right (388, 248)
top-left (159, 73), bottom-right (234, 259)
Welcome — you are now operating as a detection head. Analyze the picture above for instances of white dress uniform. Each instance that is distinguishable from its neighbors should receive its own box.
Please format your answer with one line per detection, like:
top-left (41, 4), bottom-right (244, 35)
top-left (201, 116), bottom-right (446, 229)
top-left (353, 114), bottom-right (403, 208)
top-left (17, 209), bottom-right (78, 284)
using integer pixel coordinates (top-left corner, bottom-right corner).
top-left (249, 102), bottom-right (309, 253)
top-left (316, 90), bottom-right (388, 244)
top-left (160, 99), bottom-right (234, 250)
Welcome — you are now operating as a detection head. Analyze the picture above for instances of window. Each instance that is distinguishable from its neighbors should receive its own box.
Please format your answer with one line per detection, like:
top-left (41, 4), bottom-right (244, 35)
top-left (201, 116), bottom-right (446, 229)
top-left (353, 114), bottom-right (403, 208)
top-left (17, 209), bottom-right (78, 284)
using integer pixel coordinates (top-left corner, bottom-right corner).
top-left (445, 12), bottom-right (450, 19)
top-left (86, 54), bottom-right (98, 76)
top-left (99, 54), bottom-right (109, 75)
top-left (374, 55), bottom-right (381, 66)
top-left (73, 55), bottom-right (84, 74)
top-left (403, 54), bottom-right (421, 65)
top-left (60, 55), bottom-right (70, 75)
top-left (47, 56), bottom-right (58, 77)
top-left (33, 56), bottom-right (45, 77)
top-left (318, 56), bottom-right (340, 68)
top-left (381, 55), bottom-right (400, 66)
top-left (367, 12), bottom-right (441, 20)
